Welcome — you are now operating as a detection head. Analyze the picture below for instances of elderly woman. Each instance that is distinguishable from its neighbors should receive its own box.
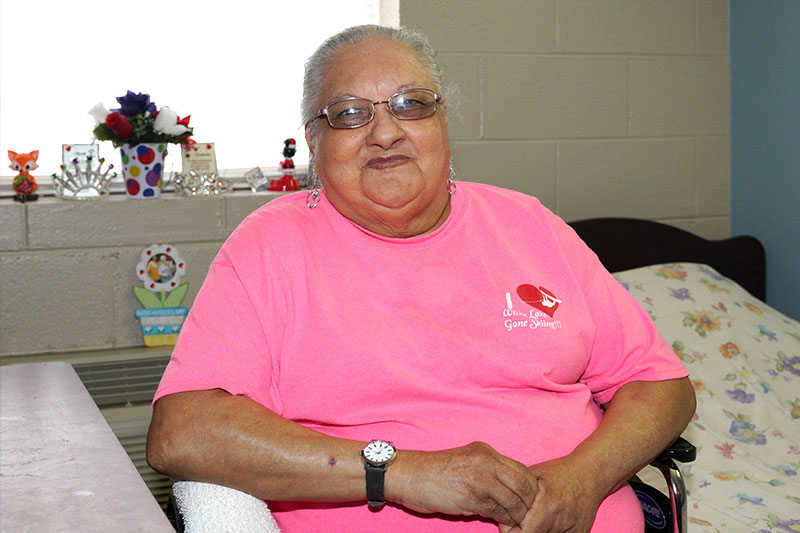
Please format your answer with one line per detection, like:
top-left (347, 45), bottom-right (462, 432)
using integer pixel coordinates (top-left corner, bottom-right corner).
top-left (147, 25), bottom-right (695, 532)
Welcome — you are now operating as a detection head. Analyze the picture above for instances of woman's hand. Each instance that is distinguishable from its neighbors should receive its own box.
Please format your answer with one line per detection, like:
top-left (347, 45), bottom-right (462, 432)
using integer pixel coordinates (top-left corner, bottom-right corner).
top-left (388, 441), bottom-right (539, 528)
top-left (497, 456), bottom-right (602, 533)
top-left (498, 377), bottom-right (696, 532)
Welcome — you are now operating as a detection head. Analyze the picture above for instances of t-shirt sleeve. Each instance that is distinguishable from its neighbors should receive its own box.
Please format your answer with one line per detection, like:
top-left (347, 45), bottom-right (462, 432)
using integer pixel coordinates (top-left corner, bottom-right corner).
top-left (580, 263), bottom-right (689, 405)
top-left (536, 205), bottom-right (688, 406)
top-left (152, 253), bottom-right (281, 412)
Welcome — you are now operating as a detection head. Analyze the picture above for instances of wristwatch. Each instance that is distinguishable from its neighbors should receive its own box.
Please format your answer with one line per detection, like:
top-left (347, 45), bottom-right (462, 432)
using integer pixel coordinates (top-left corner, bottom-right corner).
top-left (360, 440), bottom-right (397, 509)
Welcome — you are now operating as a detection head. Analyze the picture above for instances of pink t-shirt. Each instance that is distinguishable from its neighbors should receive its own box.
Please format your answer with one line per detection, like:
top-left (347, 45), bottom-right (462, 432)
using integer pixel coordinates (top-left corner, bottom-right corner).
top-left (155, 182), bottom-right (687, 532)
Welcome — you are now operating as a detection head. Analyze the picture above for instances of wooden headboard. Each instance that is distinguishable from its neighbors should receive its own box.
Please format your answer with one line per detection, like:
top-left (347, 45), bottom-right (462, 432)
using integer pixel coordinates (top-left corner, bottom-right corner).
top-left (569, 218), bottom-right (766, 301)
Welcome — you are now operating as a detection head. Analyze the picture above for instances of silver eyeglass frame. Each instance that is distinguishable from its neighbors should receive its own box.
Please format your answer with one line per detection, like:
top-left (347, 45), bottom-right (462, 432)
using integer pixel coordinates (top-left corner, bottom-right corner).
top-left (310, 88), bottom-right (442, 129)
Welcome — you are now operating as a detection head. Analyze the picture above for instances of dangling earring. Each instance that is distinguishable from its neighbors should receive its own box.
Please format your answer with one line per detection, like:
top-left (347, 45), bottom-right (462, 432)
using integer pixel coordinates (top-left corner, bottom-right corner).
top-left (306, 167), bottom-right (321, 209)
top-left (447, 162), bottom-right (457, 196)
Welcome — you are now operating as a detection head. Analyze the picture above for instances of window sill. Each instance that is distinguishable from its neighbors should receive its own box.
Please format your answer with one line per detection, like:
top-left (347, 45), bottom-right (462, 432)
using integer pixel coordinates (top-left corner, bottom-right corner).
top-left (0, 166), bottom-right (308, 199)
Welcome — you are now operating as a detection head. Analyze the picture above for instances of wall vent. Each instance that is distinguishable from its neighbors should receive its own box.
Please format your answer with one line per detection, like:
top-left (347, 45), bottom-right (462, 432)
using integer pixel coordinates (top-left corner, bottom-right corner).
top-left (73, 356), bottom-right (170, 408)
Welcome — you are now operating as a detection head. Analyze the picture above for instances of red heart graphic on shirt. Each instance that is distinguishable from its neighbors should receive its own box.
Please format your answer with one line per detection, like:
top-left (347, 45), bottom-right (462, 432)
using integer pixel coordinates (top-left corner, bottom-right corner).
top-left (517, 284), bottom-right (542, 306)
top-left (516, 284), bottom-right (560, 317)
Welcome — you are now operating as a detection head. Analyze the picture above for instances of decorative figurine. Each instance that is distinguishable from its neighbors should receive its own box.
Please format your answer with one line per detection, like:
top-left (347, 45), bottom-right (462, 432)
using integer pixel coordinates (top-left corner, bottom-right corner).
top-left (8, 150), bottom-right (40, 202)
top-left (52, 154), bottom-right (117, 200)
top-left (268, 138), bottom-right (300, 191)
top-left (133, 244), bottom-right (189, 347)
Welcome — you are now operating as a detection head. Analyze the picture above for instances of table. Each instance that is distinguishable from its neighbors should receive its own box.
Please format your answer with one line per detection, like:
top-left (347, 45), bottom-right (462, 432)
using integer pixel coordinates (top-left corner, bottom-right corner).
top-left (1, 362), bottom-right (174, 532)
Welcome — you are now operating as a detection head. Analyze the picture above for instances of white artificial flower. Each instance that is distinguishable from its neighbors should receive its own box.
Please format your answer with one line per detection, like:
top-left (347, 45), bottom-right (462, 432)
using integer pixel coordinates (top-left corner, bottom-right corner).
top-left (89, 102), bottom-right (110, 125)
top-left (153, 106), bottom-right (190, 136)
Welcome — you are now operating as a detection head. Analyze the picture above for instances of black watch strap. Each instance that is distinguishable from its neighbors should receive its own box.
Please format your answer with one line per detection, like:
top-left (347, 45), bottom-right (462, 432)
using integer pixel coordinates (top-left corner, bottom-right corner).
top-left (365, 463), bottom-right (386, 508)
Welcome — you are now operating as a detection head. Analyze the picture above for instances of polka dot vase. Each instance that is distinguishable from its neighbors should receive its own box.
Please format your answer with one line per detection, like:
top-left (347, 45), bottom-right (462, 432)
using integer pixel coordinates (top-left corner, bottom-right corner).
top-left (120, 143), bottom-right (168, 199)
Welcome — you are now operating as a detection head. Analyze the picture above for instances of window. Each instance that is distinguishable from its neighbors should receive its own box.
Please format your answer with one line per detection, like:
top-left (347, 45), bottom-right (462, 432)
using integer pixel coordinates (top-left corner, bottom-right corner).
top-left (0, 0), bottom-right (396, 181)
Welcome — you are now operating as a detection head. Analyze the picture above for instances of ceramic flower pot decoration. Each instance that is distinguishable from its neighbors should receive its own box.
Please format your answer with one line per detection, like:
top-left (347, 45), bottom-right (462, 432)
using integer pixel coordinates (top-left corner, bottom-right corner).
top-left (90, 90), bottom-right (194, 199)
top-left (120, 143), bottom-right (167, 198)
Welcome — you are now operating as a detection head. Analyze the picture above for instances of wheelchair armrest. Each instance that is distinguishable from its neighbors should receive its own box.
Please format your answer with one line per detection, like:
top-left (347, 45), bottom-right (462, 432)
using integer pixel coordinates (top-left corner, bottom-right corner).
top-left (642, 437), bottom-right (695, 533)
top-left (655, 436), bottom-right (696, 465)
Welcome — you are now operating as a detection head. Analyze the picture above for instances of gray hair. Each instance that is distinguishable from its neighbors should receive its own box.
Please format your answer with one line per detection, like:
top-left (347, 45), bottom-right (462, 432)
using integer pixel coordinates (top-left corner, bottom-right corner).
top-left (301, 24), bottom-right (453, 127)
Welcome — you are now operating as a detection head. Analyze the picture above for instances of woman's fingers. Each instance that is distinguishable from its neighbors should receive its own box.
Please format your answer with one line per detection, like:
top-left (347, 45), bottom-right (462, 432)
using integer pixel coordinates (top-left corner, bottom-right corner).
top-left (482, 477), bottom-right (535, 527)
top-left (491, 454), bottom-right (539, 526)
top-left (390, 442), bottom-right (538, 526)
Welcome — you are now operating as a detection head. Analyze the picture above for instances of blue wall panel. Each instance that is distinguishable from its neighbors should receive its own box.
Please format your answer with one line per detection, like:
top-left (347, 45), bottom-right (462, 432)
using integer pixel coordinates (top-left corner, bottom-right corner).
top-left (730, 1), bottom-right (800, 319)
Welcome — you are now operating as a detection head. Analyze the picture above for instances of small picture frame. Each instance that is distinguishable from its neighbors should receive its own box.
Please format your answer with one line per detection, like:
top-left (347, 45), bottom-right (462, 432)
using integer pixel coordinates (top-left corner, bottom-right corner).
top-left (181, 142), bottom-right (218, 175)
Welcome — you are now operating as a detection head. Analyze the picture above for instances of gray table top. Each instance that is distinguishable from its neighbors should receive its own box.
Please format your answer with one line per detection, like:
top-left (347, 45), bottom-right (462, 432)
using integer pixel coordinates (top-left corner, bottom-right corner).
top-left (1, 361), bottom-right (174, 532)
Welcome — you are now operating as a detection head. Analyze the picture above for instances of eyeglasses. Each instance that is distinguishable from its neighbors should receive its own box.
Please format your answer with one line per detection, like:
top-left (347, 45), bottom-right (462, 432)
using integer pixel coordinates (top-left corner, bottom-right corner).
top-left (311, 88), bottom-right (442, 129)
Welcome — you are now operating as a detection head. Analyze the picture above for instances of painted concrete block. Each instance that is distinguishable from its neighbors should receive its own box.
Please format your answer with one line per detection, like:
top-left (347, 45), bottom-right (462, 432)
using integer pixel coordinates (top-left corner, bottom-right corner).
top-left (696, 137), bottom-right (731, 217)
top-left (439, 54), bottom-right (481, 141)
top-left (557, 139), bottom-right (695, 221)
top-left (557, 0), bottom-right (694, 54)
top-left (1, 250), bottom-right (115, 356)
top-left (696, 0), bottom-right (729, 56)
top-left (629, 57), bottom-right (729, 136)
top-left (451, 141), bottom-right (556, 209)
top-left (483, 56), bottom-right (627, 139)
top-left (401, 0), bottom-right (555, 53)
top-left (0, 203), bottom-right (25, 251)
top-left (26, 195), bottom-right (226, 249)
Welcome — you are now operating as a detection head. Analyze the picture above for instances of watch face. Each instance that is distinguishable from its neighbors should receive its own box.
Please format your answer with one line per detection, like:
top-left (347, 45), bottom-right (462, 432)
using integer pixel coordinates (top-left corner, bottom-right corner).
top-left (363, 441), bottom-right (396, 465)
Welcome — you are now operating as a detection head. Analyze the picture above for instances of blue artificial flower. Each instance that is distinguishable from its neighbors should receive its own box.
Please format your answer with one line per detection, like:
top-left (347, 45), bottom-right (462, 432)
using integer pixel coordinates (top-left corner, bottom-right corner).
top-left (116, 90), bottom-right (157, 117)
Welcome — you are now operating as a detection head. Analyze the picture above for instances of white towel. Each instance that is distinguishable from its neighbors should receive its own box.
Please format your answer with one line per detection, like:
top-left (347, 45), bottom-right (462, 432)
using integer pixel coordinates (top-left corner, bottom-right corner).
top-left (172, 480), bottom-right (281, 533)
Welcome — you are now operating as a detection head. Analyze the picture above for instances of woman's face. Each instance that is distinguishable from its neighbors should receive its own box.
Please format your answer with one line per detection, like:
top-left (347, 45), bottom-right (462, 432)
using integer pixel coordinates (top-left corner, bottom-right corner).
top-left (306, 38), bottom-right (451, 238)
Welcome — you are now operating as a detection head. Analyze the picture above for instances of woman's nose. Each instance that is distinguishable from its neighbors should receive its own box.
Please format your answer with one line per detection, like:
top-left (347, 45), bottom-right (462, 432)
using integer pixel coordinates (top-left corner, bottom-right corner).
top-left (364, 104), bottom-right (405, 149)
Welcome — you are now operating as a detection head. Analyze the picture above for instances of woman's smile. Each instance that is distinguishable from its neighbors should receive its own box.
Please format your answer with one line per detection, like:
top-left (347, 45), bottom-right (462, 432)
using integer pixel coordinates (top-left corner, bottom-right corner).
top-left (365, 154), bottom-right (412, 170)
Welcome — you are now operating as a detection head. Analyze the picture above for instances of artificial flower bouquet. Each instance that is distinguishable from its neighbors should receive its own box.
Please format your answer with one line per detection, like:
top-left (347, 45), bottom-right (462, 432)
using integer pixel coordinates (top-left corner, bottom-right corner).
top-left (90, 91), bottom-right (194, 147)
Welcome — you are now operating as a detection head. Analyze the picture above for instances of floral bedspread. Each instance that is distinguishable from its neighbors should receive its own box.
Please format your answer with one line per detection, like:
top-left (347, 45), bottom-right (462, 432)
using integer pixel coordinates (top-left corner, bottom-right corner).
top-left (614, 263), bottom-right (800, 532)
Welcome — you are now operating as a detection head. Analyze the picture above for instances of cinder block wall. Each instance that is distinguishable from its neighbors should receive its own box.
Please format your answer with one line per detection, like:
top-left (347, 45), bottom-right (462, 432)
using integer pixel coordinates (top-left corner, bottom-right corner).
top-left (0, 193), bottom-right (281, 357)
top-left (401, 0), bottom-right (730, 238)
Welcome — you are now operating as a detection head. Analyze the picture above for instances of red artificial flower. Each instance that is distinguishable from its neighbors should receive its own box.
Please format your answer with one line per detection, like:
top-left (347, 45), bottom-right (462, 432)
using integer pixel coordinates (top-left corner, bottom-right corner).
top-left (106, 112), bottom-right (133, 139)
top-left (177, 115), bottom-right (191, 127)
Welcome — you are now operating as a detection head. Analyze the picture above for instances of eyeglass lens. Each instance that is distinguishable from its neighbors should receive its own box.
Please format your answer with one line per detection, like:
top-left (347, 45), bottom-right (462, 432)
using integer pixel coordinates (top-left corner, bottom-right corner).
top-left (325, 89), bottom-right (438, 129)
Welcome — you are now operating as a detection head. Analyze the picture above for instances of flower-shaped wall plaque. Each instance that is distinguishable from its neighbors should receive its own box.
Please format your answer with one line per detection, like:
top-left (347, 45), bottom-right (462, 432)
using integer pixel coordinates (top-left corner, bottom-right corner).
top-left (133, 244), bottom-right (189, 347)
top-left (135, 244), bottom-right (187, 294)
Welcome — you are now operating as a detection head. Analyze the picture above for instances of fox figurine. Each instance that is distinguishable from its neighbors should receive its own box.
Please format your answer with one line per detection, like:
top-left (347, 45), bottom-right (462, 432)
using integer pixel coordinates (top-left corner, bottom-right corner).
top-left (8, 150), bottom-right (39, 202)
